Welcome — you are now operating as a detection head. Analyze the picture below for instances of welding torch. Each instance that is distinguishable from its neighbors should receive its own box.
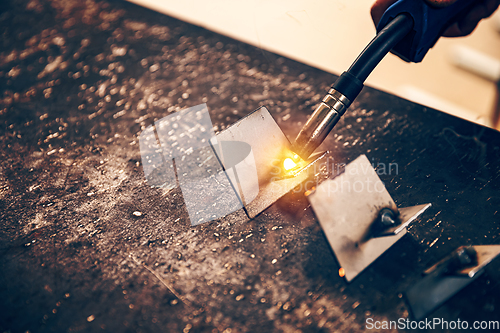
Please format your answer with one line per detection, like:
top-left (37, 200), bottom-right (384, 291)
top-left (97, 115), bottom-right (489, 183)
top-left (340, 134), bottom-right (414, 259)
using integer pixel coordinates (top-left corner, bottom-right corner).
top-left (291, 0), bottom-right (476, 160)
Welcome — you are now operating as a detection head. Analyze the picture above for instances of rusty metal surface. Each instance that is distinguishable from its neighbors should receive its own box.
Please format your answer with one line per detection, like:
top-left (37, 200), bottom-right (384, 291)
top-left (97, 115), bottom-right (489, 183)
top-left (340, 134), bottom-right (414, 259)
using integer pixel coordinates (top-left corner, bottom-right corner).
top-left (1, 0), bottom-right (500, 332)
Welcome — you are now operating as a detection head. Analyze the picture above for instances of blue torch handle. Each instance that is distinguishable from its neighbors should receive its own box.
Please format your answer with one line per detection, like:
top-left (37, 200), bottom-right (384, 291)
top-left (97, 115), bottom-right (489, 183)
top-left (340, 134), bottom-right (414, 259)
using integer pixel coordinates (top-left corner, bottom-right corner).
top-left (377, 0), bottom-right (475, 62)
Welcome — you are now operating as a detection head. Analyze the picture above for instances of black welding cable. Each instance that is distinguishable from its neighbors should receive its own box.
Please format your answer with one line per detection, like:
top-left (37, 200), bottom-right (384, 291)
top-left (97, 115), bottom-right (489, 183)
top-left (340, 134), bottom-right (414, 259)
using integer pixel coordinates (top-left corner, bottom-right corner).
top-left (347, 14), bottom-right (414, 83)
top-left (291, 14), bottom-right (415, 160)
top-left (331, 14), bottom-right (414, 103)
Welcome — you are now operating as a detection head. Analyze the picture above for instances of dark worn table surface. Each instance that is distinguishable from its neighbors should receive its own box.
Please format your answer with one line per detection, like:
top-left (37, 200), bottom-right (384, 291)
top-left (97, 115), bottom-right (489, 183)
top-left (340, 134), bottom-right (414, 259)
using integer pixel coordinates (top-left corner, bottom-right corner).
top-left (1, 1), bottom-right (499, 332)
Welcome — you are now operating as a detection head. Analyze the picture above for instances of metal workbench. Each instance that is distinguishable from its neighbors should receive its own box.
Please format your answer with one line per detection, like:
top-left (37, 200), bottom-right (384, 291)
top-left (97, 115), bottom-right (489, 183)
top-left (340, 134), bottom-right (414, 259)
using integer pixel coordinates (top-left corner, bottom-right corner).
top-left (1, 0), bottom-right (499, 332)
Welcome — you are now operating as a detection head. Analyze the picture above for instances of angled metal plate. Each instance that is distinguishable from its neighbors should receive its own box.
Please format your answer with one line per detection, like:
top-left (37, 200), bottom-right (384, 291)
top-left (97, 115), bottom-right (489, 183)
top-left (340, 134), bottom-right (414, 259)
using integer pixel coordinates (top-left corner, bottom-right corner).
top-left (213, 106), bottom-right (327, 218)
top-left (406, 271), bottom-right (481, 320)
top-left (308, 155), bottom-right (401, 282)
top-left (406, 245), bottom-right (500, 320)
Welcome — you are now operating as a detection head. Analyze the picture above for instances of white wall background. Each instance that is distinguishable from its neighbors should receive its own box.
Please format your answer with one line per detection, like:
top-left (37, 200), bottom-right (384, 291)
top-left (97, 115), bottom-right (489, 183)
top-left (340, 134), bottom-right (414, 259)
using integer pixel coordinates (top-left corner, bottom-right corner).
top-left (128, 0), bottom-right (500, 129)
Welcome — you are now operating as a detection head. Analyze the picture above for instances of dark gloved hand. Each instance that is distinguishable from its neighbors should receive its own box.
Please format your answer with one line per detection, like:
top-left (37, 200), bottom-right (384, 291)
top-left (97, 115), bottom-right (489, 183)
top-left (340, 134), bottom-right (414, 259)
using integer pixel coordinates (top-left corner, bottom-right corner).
top-left (371, 0), bottom-right (500, 37)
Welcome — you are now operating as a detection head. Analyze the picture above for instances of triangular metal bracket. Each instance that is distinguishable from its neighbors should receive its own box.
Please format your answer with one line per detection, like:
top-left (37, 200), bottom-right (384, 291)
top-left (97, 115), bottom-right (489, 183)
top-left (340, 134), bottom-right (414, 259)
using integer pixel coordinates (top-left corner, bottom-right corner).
top-left (307, 155), bottom-right (431, 282)
top-left (406, 245), bottom-right (500, 320)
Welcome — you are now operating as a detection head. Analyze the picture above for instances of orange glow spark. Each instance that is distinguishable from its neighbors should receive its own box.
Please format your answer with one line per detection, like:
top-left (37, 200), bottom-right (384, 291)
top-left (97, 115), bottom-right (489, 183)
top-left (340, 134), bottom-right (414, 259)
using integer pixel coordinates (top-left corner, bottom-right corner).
top-left (283, 158), bottom-right (297, 171)
top-left (304, 186), bottom-right (316, 197)
top-left (339, 267), bottom-right (345, 278)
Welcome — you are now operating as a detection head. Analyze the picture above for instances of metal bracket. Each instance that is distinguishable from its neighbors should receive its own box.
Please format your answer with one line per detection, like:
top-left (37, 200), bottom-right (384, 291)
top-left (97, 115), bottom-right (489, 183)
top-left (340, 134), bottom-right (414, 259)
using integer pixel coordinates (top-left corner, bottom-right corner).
top-left (307, 154), bottom-right (431, 282)
top-left (377, 204), bottom-right (432, 237)
top-left (406, 245), bottom-right (500, 320)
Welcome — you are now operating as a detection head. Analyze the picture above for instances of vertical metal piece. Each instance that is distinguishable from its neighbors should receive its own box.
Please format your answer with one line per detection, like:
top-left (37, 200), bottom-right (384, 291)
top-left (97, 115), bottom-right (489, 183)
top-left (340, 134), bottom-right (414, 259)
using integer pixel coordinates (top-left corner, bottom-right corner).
top-left (214, 106), bottom-right (327, 218)
top-left (376, 203), bottom-right (432, 237)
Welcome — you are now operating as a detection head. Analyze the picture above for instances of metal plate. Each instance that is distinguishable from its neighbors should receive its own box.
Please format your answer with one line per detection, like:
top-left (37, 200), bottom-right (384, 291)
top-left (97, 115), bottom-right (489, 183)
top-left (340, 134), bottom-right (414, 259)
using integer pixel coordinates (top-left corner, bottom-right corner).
top-left (406, 271), bottom-right (481, 320)
top-left (406, 245), bottom-right (500, 320)
top-left (213, 106), bottom-right (327, 218)
top-left (308, 154), bottom-right (401, 282)
top-left (140, 104), bottom-right (327, 224)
